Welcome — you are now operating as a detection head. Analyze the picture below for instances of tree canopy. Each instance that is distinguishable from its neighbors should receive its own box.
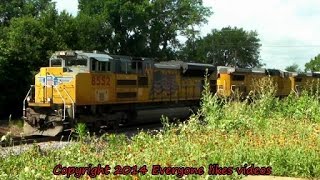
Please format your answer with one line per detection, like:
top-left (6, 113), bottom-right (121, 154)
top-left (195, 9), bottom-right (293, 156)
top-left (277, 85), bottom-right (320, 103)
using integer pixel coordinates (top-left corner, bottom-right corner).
top-left (180, 27), bottom-right (262, 68)
top-left (305, 54), bottom-right (320, 72)
top-left (285, 63), bottom-right (301, 73)
top-left (78, 0), bottom-right (212, 58)
top-left (0, 0), bottom-right (52, 26)
top-left (0, 0), bottom-right (67, 117)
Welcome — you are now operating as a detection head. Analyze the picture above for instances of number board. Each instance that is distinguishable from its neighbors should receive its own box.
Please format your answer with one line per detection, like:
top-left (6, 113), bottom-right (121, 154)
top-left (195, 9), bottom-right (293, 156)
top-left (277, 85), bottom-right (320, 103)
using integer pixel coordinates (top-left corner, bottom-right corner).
top-left (91, 75), bottom-right (111, 86)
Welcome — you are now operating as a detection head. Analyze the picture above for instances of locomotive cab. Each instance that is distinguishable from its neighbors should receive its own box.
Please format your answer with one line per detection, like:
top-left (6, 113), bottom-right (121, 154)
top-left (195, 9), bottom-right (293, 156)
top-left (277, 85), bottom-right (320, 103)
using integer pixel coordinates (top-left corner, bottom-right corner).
top-left (49, 50), bottom-right (113, 73)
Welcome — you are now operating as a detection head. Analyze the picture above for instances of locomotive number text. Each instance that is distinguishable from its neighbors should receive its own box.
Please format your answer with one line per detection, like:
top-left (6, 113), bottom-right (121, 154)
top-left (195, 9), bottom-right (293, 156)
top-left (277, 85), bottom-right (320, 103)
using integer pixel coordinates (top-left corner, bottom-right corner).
top-left (91, 75), bottom-right (110, 86)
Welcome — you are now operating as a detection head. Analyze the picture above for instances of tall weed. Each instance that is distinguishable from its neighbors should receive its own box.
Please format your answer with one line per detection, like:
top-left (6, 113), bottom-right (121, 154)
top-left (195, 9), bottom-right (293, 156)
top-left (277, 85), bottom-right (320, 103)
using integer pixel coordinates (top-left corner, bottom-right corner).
top-left (200, 71), bottom-right (224, 128)
top-left (200, 71), bottom-right (253, 132)
top-left (250, 77), bottom-right (278, 119)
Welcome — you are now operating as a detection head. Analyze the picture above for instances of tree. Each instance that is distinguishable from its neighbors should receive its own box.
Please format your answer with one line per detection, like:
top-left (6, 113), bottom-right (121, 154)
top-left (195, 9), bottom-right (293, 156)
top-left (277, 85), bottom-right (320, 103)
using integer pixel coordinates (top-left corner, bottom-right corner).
top-left (285, 63), bottom-right (301, 72)
top-left (180, 26), bottom-right (262, 68)
top-left (45, 10), bottom-right (78, 50)
top-left (4, 16), bottom-right (61, 68)
top-left (78, 0), bottom-right (212, 58)
top-left (0, 0), bottom-right (52, 26)
top-left (0, 16), bottom-right (55, 117)
top-left (78, 0), bottom-right (154, 56)
top-left (147, 0), bottom-right (212, 59)
top-left (0, 1), bottom-right (64, 118)
top-left (74, 13), bottom-right (113, 52)
top-left (305, 54), bottom-right (320, 72)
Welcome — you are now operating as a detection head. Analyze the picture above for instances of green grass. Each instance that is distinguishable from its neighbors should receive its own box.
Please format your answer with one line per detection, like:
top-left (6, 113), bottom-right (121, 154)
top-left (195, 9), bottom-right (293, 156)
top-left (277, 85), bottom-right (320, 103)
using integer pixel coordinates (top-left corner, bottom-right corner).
top-left (0, 77), bottom-right (319, 179)
top-left (8, 119), bottom-right (24, 129)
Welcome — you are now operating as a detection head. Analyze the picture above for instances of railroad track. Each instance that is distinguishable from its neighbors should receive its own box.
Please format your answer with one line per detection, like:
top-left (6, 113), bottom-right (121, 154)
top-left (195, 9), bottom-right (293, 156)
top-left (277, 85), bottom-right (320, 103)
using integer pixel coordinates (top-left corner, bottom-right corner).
top-left (0, 108), bottom-right (189, 148)
top-left (0, 120), bottom-right (165, 148)
top-left (0, 135), bottom-right (65, 147)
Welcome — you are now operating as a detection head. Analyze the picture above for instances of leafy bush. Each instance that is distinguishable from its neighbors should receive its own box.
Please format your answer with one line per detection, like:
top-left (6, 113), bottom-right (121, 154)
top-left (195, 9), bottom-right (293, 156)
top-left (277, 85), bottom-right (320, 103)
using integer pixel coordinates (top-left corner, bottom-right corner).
top-left (75, 123), bottom-right (88, 141)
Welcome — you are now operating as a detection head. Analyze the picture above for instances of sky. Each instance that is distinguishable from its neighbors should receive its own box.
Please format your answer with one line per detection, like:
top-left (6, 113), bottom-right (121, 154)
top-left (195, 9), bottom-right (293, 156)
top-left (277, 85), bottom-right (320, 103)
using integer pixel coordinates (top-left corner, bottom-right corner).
top-left (53, 0), bottom-right (320, 71)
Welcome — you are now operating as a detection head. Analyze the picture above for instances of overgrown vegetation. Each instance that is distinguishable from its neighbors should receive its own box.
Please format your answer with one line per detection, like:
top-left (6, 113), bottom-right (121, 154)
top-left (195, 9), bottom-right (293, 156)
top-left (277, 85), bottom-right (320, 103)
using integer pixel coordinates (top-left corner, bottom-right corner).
top-left (0, 77), bottom-right (319, 179)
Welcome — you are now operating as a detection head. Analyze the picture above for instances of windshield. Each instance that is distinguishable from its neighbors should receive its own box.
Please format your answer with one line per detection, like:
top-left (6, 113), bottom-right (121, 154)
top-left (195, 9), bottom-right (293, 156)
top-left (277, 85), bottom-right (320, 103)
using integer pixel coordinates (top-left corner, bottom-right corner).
top-left (50, 59), bottom-right (62, 67)
top-left (50, 57), bottom-right (88, 67)
top-left (65, 59), bottom-right (88, 67)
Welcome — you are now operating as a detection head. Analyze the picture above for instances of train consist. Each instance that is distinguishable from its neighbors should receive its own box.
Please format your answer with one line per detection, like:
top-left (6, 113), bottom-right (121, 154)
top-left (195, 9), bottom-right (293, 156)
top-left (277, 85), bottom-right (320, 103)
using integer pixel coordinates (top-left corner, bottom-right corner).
top-left (23, 50), bottom-right (320, 136)
top-left (216, 67), bottom-right (320, 98)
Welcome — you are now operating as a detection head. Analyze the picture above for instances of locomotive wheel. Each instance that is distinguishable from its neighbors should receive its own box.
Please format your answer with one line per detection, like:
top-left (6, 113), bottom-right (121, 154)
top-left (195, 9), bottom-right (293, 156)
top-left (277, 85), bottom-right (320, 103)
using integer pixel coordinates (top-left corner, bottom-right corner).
top-left (25, 108), bottom-right (38, 126)
top-left (111, 117), bottom-right (120, 130)
top-left (112, 122), bottom-right (120, 130)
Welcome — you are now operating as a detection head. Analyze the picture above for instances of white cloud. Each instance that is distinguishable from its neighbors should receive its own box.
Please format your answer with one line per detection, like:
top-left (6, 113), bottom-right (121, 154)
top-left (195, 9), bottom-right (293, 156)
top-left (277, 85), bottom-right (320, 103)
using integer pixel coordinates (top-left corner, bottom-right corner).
top-left (54, 0), bottom-right (320, 70)
top-left (202, 0), bottom-right (320, 70)
top-left (52, 0), bottom-right (78, 15)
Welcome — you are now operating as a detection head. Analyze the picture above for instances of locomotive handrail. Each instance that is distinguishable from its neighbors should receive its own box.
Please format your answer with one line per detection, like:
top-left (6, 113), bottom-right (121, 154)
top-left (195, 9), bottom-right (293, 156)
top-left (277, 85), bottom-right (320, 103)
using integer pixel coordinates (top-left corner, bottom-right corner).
top-left (23, 85), bottom-right (35, 118)
top-left (292, 86), bottom-right (297, 94)
top-left (231, 85), bottom-right (236, 94)
top-left (294, 85), bottom-right (300, 95)
top-left (63, 88), bottom-right (75, 119)
top-left (53, 85), bottom-right (66, 121)
top-left (46, 72), bottom-right (73, 120)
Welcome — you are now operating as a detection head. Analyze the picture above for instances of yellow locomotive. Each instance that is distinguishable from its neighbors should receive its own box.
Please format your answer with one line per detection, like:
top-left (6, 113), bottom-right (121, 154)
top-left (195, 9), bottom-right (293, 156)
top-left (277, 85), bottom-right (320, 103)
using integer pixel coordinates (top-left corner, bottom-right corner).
top-left (215, 66), bottom-right (320, 98)
top-left (23, 51), bottom-right (216, 136)
top-left (216, 67), bottom-right (292, 97)
top-left (292, 72), bottom-right (320, 93)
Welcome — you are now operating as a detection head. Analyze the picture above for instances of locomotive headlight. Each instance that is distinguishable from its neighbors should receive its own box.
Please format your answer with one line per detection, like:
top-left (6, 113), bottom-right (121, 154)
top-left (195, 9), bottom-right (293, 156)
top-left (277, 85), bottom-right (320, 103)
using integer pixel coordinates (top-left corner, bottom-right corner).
top-left (27, 96), bottom-right (31, 102)
top-left (47, 98), bottom-right (51, 102)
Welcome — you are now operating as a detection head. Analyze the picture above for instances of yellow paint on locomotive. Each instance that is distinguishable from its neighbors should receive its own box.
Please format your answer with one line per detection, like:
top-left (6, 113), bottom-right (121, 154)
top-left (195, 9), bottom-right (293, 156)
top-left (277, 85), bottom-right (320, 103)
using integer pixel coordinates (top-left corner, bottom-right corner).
top-left (294, 75), bottom-right (320, 93)
top-left (32, 67), bottom-right (76, 106)
top-left (289, 76), bottom-right (296, 93)
top-left (215, 68), bottom-right (296, 98)
top-left (277, 75), bottom-right (292, 96)
top-left (297, 76), bottom-right (312, 92)
top-left (181, 77), bottom-right (202, 100)
top-left (76, 72), bottom-right (152, 105)
top-left (30, 66), bottom-right (214, 111)
top-left (239, 72), bottom-right (265, 96)
top-left (216, 73), bottom-right (231, 97)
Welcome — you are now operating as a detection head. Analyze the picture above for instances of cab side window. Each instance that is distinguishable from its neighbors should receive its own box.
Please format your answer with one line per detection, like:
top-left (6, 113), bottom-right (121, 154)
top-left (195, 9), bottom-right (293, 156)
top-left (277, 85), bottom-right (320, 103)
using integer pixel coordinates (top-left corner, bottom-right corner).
top-left (91, 59), bottom-right (111, 72)
top-left (91, 59), bottom-right (97, 71)
top-left (99, 62), bottom-right (110, 72)
top-left (232, 74), bottom-right (245, 81)
top-left (100, 62), bottom-right (106, 71)
top-left (107, 62), bottom-right (111, 71)
top-left (131, 61), bottom-right (143, 74)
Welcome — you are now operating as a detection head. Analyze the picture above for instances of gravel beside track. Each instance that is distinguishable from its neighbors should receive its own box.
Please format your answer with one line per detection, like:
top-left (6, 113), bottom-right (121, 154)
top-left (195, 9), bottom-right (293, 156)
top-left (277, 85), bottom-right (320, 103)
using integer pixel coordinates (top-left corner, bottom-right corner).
top-left (0, 141), bottom-right (73, 157)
